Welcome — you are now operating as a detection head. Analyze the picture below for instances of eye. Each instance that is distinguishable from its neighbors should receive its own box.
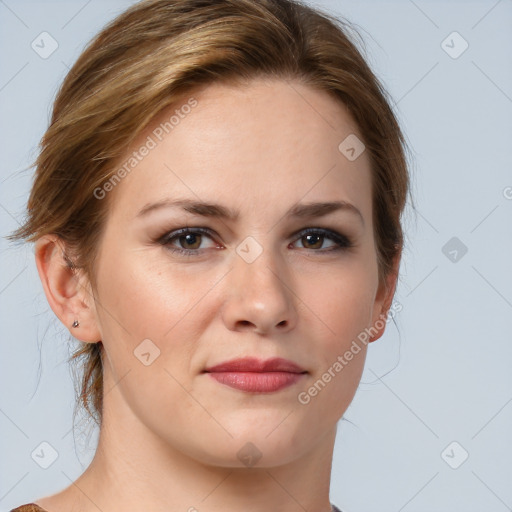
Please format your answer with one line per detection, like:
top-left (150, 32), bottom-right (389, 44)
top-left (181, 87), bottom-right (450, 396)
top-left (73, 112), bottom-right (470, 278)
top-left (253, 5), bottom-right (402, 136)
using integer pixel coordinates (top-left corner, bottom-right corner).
top-left (158, 227), bottom-right (219, 257)
top-left (156, 226), bottom-right (353, 257)
top-left (290, 228), bottom-right (353, 253)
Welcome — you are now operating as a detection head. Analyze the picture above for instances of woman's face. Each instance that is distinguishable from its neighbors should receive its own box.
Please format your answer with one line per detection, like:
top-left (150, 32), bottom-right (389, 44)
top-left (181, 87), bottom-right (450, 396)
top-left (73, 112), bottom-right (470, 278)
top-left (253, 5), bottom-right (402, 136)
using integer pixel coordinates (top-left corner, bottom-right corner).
top-left (89, 78), bottom-right (393, 467)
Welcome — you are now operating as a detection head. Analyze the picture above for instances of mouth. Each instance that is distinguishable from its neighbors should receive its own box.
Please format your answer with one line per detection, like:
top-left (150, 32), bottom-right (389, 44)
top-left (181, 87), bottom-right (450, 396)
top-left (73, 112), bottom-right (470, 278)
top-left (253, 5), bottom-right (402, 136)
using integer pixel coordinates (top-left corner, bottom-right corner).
top-left (203, 357), bottom-right (308, 393)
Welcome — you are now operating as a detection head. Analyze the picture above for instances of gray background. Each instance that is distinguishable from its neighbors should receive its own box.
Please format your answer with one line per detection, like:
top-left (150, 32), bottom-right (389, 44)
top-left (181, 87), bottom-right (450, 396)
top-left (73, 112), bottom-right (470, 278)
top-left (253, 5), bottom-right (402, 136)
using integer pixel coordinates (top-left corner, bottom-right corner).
top-left (1, 1), bottom-right (511, 511)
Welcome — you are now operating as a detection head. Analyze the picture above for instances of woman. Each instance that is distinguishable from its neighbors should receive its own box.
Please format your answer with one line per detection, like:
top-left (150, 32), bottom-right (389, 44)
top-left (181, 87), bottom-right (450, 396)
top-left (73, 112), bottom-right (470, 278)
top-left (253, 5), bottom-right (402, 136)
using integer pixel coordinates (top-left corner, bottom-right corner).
top-left (9, 0), bottom-right (410, 510)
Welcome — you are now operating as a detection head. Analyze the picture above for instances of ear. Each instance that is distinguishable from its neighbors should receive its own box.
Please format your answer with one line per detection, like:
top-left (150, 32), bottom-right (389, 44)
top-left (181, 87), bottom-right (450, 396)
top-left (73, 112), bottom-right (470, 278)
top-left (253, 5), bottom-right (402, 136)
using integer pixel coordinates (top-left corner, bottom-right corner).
top-left (368, 249), bottom-right (401, 343)
top-left (34, 235), bottom-right (101, 343)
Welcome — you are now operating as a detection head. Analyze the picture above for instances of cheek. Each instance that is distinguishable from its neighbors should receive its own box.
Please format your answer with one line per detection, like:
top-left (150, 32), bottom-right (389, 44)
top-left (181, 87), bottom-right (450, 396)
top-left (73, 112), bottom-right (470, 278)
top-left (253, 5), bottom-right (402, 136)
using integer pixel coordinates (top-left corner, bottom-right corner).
top-left (298, 256), bottom-right (377, 392)
top-left (295, 277), bottom-right (372, 423)
top-left (92, 249), bottom-right (205, 426)
top-left (302, 256), bottom-right (378, 338)
top-left (92, 244), bottom-right (225, 393)
top-left (95, 244), bottom-right (205, 338)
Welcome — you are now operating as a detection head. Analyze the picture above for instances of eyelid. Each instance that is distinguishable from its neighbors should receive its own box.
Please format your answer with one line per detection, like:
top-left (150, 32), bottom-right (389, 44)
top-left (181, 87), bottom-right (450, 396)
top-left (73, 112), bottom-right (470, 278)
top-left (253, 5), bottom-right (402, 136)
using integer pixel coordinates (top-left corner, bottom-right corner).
top-left (291, 227), bottom-right (353, 248)
top-left (157, 227), bottom-right (219, 246)
top-left (155, 225), bottom-right (354, 255)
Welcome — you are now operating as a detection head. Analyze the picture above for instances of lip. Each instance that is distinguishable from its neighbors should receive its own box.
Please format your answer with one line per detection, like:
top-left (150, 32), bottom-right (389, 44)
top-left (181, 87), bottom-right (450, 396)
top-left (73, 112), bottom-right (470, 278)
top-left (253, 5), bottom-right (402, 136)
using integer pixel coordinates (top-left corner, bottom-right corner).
top-left (203, 357), bottom-right (307, 393)
top-left (204, 357), bottom-right (306, 373)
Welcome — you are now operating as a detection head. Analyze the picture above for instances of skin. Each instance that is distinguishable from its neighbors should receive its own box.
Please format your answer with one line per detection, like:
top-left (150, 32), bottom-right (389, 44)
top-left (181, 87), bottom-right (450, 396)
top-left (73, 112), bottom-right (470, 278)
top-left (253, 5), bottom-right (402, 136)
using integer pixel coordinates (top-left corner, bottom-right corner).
top-left (34, 78), bottom-right (399, 512)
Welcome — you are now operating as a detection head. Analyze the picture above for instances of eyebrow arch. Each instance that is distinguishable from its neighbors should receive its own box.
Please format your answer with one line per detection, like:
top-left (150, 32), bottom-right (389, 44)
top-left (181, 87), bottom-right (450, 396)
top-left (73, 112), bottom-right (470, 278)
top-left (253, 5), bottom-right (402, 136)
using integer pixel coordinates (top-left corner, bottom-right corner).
top-left (136, 198), bottom-right (364, 226)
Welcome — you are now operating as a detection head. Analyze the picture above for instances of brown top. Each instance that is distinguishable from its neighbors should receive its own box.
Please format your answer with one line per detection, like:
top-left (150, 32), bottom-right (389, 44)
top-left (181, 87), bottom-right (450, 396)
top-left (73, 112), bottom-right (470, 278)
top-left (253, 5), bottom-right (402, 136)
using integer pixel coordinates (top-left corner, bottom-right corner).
top-left (11, 502), bottom-right (343, 511)
top-left (10, 505), bottom-right (48, 512)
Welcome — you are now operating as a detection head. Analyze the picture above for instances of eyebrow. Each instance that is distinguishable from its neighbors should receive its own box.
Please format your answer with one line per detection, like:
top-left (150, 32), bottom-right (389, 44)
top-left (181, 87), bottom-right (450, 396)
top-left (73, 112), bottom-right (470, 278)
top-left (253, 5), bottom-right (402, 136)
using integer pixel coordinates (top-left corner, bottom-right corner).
top-left (136, 198), bottom-right (364, 225)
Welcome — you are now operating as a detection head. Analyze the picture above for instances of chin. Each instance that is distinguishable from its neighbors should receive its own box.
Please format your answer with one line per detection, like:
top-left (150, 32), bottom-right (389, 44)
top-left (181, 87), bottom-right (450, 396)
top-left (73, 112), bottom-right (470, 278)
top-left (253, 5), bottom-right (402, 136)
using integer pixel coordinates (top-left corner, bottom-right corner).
top-left (188, 421), bottom-right (320, 469)
top-left (198, 442), bottom-right (304, 469)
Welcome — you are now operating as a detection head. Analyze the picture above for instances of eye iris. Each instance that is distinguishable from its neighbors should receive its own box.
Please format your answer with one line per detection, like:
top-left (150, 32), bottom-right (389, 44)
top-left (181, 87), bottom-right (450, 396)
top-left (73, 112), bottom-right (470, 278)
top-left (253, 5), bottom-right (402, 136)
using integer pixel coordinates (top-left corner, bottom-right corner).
top-left (303, 233), bottom-right (323, 249)
top-left (180, 233), bottom-right (202, 250)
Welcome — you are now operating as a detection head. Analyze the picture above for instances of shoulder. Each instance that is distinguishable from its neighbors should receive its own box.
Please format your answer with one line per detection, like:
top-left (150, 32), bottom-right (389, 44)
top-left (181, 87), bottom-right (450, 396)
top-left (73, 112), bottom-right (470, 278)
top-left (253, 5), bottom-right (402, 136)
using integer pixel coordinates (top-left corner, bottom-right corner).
top-left (10, 504), bottom-right (49, 512)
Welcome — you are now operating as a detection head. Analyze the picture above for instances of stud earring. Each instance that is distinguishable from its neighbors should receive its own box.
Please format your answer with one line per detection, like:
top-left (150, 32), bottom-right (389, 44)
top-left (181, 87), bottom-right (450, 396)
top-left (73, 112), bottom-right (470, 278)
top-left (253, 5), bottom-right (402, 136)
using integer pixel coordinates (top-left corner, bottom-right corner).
top-left (72, 320), bottom-right (80, 328)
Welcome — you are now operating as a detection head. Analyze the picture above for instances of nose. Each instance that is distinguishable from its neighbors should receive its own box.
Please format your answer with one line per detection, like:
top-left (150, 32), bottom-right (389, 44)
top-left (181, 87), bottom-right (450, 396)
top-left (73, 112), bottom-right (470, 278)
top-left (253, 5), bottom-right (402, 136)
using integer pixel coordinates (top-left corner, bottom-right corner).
top-left (221, 246), bottom-right (298, 335)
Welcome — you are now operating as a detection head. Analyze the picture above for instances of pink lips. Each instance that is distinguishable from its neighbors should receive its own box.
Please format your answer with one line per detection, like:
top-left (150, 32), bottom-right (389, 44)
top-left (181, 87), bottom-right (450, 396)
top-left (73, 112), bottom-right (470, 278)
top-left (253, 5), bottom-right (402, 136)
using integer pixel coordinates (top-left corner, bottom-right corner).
top-left (203, 357), bottom-right (307, 393)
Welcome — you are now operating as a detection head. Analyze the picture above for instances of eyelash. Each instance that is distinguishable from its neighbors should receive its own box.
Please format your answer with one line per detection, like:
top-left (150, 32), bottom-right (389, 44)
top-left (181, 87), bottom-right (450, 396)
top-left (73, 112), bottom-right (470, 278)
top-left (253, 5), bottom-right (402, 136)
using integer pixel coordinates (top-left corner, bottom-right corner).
top-left (156, 227), bottom-right (353, 257)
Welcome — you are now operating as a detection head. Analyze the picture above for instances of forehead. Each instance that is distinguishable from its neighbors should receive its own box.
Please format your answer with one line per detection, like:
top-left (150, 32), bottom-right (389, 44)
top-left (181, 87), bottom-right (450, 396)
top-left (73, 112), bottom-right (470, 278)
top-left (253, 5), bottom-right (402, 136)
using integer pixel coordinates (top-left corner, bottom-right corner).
top-left (107, 78), bottom-right (373, 223)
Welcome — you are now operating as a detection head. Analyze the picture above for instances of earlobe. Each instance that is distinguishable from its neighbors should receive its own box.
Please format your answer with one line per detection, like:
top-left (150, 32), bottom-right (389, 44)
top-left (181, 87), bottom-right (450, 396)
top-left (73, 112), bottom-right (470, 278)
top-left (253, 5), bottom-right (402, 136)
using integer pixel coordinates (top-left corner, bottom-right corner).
top-left (34, 235), bottom-right (102, 343)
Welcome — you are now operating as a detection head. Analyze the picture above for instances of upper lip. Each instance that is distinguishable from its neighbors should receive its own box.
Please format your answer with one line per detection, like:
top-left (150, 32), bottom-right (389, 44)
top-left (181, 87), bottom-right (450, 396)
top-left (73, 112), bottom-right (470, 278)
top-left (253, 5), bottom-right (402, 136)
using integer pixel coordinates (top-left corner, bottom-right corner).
top-left (204, 357), bottom-right (307, 373)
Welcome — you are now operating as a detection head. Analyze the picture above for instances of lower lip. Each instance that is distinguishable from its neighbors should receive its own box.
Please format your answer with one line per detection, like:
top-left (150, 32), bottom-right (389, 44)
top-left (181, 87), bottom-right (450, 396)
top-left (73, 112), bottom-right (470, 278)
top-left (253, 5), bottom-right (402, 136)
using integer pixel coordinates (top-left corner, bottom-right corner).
top-left (206, 371), bottom-right (305, 392)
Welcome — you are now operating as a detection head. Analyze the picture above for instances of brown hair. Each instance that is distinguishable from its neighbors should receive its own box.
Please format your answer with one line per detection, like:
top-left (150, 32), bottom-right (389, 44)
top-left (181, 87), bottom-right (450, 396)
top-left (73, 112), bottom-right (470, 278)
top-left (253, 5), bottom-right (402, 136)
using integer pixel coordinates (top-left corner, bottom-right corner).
top-left (8, 0), bottom-right (412, 428)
